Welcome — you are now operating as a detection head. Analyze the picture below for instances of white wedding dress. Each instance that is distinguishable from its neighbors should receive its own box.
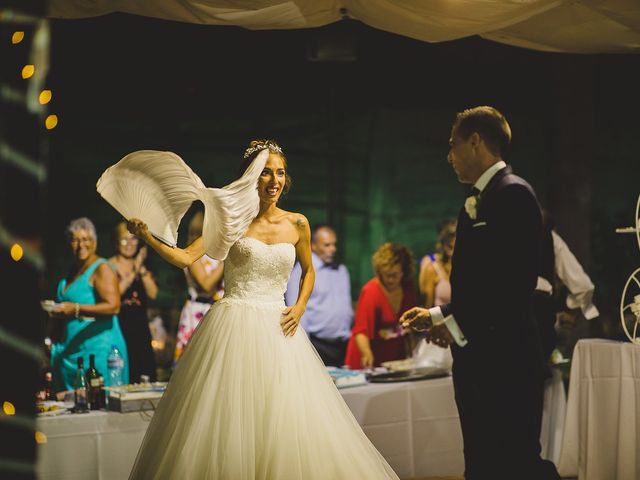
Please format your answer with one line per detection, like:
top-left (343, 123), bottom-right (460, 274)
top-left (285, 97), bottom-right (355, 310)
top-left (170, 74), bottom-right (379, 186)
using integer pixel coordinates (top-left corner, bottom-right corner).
top-left (97, 150), bottom-right (398, 479)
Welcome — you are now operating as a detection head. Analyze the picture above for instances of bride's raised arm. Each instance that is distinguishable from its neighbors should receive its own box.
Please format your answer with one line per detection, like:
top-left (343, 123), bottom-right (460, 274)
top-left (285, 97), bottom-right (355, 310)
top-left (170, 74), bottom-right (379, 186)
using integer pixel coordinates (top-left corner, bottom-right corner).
top-left (127, 218), bottom-right (204, 269)
top-left (97, 149), bottom-right (270, 264)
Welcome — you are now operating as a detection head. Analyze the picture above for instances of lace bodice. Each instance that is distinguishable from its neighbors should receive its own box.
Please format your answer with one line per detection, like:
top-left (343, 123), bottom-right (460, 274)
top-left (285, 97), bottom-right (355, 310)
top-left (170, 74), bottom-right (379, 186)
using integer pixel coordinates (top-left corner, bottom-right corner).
top-left (220, 237), bottom-right (296, 306)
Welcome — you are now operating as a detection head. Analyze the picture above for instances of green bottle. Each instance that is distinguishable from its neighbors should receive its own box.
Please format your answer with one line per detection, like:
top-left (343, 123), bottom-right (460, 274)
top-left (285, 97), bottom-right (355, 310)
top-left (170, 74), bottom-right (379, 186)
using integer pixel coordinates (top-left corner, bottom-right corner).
top-left (74, 357), bottom-right (89, 413)
top-left (85, 354), bottom-right (104, 410)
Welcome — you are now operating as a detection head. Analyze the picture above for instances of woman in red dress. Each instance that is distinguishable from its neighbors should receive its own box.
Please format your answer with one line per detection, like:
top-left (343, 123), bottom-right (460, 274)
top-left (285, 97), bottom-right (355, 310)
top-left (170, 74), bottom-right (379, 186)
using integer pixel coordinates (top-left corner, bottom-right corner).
top-left (344, 242), bottom-right (417, 369)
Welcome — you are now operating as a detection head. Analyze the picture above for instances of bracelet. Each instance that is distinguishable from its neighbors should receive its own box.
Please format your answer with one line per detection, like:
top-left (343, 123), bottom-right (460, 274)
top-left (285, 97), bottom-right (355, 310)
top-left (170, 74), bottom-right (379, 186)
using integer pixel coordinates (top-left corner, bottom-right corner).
top-left (74, 303), bottom-right (80, 317)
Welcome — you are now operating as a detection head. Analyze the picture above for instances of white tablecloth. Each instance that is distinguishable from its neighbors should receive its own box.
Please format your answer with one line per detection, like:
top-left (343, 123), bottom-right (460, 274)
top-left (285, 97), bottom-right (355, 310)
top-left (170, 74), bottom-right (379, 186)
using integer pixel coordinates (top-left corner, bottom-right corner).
top-left (36, 410), bottom-right (151, 480)
top-left (557, 338), bottom-right (640, 480)
top-left (340, 376), bottom-right (464, 479)
top-left (37, 372), bottom-right (565, 480)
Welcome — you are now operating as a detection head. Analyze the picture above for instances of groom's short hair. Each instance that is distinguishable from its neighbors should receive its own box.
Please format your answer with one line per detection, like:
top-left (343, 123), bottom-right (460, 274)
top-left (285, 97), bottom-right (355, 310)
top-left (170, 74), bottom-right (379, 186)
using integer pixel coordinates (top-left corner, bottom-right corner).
top-left (453, 106), bottom-right (512, 158)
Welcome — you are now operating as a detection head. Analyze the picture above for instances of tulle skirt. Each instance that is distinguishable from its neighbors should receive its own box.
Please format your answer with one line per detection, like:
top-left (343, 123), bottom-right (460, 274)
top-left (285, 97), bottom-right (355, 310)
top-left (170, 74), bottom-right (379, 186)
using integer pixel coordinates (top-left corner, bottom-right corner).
top-left (129, 298), bottom-right (399, 479)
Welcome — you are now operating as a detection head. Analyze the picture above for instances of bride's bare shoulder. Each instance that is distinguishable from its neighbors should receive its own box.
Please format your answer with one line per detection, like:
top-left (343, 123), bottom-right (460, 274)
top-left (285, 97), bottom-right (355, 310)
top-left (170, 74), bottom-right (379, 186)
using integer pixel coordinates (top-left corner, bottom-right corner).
top-left (281, 211), bottom-right (308, 228)
top-left (278, 210), bottom-right (309, 235)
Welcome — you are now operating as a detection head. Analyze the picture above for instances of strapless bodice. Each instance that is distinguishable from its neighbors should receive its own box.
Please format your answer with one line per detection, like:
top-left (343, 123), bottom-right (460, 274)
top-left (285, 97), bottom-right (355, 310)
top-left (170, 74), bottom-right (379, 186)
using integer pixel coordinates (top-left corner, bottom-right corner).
top-left (220, 236), bottom-right (296, 306)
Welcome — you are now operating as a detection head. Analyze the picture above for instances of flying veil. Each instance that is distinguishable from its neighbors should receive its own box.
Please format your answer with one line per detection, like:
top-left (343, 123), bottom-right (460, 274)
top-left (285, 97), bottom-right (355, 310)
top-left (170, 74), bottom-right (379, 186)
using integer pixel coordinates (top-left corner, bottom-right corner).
top-left (96, 149), bottom-right (269, 260)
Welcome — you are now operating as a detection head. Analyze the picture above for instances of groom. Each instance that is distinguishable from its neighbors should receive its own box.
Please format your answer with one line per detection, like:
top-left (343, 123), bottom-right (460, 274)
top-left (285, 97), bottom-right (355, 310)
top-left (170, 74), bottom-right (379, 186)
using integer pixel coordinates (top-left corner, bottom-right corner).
top-left (401, 106), bottom-right (560, 480)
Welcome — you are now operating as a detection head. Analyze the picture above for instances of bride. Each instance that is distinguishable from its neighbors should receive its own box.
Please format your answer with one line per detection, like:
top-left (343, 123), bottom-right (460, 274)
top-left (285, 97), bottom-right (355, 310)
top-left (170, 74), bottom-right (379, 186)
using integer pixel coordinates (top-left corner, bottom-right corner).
top-left (103, 140), bottom-right (399, 479)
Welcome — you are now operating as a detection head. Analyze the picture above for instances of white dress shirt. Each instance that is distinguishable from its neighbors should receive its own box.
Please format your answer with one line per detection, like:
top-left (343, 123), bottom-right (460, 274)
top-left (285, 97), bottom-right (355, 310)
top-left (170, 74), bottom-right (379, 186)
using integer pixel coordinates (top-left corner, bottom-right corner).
top-left (551, 230), bottom-right (599, 319)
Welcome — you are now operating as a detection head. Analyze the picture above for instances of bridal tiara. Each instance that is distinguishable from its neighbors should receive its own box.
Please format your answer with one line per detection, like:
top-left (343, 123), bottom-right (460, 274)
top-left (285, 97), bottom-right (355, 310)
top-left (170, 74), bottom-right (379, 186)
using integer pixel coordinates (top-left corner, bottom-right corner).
top-left (243, 143), bottom-right (283, 159)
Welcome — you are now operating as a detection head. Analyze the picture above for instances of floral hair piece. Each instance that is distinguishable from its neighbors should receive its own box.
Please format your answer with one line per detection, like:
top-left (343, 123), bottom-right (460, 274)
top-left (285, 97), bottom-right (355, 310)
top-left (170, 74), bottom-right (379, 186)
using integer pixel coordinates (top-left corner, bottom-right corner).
top-left (243, 143), bottom-right (283, 159)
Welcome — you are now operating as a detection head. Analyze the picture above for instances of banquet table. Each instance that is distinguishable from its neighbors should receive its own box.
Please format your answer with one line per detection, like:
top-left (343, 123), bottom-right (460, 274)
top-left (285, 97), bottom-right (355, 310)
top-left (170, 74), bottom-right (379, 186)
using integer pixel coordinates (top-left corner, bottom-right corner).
top-left (557, 338), bottom-right (640, 480)
top-left (36, 371), bottom-right (565, 480)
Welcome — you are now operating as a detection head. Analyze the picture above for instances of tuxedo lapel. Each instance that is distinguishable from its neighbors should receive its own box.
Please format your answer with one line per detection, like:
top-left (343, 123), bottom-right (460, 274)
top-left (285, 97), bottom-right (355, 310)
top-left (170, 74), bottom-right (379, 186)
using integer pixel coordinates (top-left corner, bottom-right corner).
top-left (450, 204), bottom-right (472, 297)
top-left (449, 165), bottom-right (512, 324)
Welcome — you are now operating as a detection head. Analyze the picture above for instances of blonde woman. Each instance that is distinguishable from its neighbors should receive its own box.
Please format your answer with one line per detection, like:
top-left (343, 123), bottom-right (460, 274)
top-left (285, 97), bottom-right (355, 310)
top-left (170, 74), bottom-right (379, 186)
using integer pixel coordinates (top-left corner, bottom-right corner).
top-left (418, 219), bottom-right (456, 308)
top-left (414, 219), bottom-right (456, 370)
top-left (344, 242), bottom-right (417, 369)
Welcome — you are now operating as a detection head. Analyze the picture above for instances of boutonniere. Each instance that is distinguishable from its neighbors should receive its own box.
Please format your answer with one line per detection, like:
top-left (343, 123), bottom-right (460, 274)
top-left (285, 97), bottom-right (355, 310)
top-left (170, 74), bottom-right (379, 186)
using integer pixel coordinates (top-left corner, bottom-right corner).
top-left (464, 194), bottom-right (479, 220)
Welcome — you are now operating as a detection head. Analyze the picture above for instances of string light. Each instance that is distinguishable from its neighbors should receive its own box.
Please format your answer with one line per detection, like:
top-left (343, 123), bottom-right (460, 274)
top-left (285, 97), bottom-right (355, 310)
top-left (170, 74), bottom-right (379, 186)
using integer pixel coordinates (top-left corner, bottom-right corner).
top-left (11, 31), bottom-right (25, 44)
top-left (35, 431), bottom-right (47, 444)
top-left (21, 64), bottom-right (35, 79)
top-left (45, 115), bottom-right (58, 130)
top-left (10, 243), bottom-right (23, 261)
top-left (3, 401), bottom-right (15, 415)
top-left (39, 90), bottom-right (52, 105)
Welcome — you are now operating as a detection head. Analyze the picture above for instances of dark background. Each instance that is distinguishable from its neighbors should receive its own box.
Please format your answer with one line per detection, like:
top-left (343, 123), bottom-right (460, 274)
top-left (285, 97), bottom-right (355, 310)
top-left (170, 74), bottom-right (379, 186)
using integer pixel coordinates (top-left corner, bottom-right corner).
top-left (40, 13), bottom-right (640, 338)
top-left (1, 9), bottom-right (637, 478)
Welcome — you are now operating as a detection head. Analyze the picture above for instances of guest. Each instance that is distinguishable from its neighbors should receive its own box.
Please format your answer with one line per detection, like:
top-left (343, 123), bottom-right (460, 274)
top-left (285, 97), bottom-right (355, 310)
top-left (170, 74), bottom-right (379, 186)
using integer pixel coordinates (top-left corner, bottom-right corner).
top-left (285, 224), bottom-right (353, 367)
top-left (536, 209), bottom-right (599, 360)
top-left (534, 216), bottom-right (559, 363)
top-left (49, 217), bottom-right (129, 392)
top-left (415, 219), bottom-right (456, 369)
top-left (344, 242), bottom-right (417, 369)
top-left (418, 218), bottom-right (456, 308)
top-left (110, 221), bottom-right (158, 382)
top-left (174, 210), bottom-right (224, 364)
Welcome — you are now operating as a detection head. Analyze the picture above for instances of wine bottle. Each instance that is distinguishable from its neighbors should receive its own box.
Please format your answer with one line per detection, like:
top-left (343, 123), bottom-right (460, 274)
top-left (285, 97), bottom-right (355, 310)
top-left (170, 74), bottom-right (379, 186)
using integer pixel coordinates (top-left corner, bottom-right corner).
top-left (44, 371), bottom-right (56, 401)
top-left (85, 354), bottom-right (104, 410)
top-left (74, 357), bottom-right (89, 413)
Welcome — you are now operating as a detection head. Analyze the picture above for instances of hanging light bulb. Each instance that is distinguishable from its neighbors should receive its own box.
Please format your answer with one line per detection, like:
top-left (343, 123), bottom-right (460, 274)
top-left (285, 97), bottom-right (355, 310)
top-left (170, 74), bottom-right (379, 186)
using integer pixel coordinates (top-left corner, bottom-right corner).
top-left (21, 64), bottom-right (35, 79)
top-left (10, 244), bottom-right (23, 261)
top-left (39, 90), bottom-right (52, 105)
top-left (3, 401), bottom-right (16, 415)
top-left (12, 31), bottom-right (25, 44)
top-left (45, 115), bottom-right (58, 130)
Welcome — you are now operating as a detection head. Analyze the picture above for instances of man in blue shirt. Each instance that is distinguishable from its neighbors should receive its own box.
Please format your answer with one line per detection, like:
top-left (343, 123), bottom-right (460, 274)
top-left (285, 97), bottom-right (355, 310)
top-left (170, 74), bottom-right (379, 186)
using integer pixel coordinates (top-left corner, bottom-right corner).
top-left (285, 224), bottom-right (353, 366)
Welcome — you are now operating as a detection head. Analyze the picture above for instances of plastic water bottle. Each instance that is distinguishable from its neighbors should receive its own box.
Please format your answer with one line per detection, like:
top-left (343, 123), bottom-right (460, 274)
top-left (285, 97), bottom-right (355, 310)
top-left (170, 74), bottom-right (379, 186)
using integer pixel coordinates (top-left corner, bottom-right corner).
top-left (107, 345), bottom-right (124, 387)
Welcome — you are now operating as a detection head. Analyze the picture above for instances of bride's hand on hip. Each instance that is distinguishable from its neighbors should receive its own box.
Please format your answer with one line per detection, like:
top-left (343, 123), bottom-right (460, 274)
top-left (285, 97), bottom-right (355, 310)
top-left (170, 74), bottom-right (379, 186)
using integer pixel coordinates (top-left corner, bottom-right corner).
top-left (281, 305), bottom-right (304, 337)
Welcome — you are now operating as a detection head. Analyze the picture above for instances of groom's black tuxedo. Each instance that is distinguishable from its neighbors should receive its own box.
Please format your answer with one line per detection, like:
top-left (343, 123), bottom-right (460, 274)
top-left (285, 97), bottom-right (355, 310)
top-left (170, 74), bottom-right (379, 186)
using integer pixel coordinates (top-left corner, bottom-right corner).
top-left (440, 166), bottom-right (559, 480)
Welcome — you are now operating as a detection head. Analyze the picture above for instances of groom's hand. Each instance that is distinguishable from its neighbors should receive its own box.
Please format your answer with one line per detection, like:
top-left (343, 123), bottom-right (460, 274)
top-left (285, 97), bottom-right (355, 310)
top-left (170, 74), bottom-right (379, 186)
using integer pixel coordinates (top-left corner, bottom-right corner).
top-left (426, 324), bottom-right (454, 348)
top-left (400, 307), bottom-right (432, 332)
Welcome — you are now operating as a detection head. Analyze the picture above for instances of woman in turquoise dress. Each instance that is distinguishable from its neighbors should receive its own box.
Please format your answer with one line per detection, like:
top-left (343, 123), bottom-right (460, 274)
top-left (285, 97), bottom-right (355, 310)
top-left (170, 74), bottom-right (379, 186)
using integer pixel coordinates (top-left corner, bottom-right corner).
top-left (50, 217), bottom-right (129, 392)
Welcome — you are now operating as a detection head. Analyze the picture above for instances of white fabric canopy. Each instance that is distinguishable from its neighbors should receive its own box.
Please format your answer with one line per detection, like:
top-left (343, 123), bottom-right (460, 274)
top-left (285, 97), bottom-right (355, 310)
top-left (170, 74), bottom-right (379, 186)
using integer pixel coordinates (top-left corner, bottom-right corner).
top-left (47, 0), bottom-right (640, 53)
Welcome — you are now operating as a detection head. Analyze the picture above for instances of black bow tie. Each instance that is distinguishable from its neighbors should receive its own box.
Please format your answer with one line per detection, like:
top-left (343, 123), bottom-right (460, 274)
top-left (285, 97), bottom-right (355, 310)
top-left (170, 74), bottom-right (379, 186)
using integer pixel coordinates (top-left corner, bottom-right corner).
top-left (468, 186), bottom-right (480, 197)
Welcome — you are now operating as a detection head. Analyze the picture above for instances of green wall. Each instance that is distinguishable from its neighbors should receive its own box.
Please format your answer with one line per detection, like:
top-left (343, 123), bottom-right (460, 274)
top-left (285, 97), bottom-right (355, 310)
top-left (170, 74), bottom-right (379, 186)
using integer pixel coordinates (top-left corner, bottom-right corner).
top-left (44, 15), bottom-right (640, 338)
